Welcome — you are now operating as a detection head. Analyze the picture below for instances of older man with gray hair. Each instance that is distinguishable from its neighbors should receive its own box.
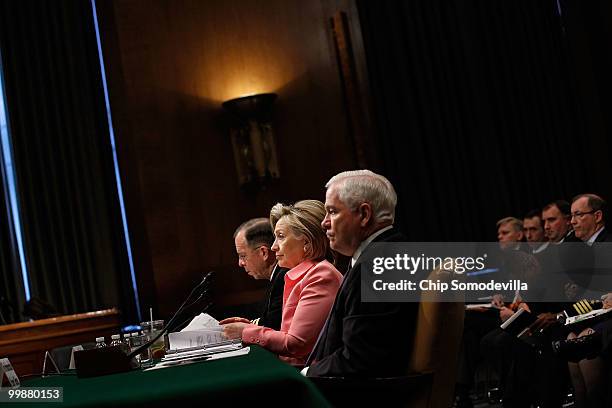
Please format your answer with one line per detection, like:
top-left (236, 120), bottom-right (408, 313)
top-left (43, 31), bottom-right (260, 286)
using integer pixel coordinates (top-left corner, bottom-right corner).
top-left (496, 216), bottom-right (524, 251)
top-left (224, 218), bottom-right (287, 330)
top-left (305, 169), bottom-right (417, 378)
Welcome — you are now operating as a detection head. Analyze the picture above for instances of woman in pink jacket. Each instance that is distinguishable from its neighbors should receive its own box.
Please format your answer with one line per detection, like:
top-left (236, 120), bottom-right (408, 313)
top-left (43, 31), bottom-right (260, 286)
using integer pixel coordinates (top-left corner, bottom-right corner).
top-left (220, 200), bottom-right (342, 367)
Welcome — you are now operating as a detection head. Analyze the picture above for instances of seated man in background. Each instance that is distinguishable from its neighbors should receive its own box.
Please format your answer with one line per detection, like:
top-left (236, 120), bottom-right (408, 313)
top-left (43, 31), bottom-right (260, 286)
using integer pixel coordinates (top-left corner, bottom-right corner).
top-left (542, 200), bottom-right (572, 244)
top-left (570, 193), bottom-right (609, 244)
top-left (226, 218), bottom-right (288, 330)
top-left (560, 194), bottom-right (612, 407)
top-left (497, 216), bottom-right (525, 251)
top-left (523, 209), bottom-right (548, 254)
top-left (456, 218), bottom-right (537, 407)
top-left (488, 195), bottom-right (610, 407)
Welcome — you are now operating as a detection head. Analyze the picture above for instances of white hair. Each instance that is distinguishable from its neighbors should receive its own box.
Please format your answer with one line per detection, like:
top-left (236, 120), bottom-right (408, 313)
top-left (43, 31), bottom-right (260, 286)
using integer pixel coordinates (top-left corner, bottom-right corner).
top-left (325, 170), bottom-right (397, 224)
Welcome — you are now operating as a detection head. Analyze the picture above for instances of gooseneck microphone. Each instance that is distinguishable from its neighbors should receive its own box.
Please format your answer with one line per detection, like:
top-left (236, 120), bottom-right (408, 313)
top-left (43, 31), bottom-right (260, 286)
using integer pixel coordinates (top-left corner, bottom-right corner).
top-left (74, 271), bottom-right (215, 377)
top-left (128, 271), bottom-right (215, 359)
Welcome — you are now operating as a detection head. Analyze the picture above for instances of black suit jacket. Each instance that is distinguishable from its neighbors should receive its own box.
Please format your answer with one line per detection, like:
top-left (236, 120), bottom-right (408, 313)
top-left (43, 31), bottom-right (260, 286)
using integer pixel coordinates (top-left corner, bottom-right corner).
top-left (564, 228), bottom-right (612, 243)
top-left (307, 227), bottom-right (418, 378)
top-left (594, 227), bottom-right (611, 243)
top-left (554, 227), bottom-right (612, 304)
top-left (258, 265), bottom-right (288, 330)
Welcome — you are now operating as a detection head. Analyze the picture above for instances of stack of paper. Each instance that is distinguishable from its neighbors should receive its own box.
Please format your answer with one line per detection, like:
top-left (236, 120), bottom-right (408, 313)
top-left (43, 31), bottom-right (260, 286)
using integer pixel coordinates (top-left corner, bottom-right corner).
top-left (168, 313), bottom-right (225, 350)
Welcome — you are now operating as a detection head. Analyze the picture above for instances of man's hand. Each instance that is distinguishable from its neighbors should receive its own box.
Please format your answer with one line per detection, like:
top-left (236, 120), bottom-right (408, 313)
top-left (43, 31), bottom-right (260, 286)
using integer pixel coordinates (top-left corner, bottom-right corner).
top-left (528, 312), bottom-right (559, 333)
top-left (515, 302), bottom-right (530, 313)
top-left (492, 294), bottom-right (505, 308)
top-left (499, 306), bottom-right (514, 322)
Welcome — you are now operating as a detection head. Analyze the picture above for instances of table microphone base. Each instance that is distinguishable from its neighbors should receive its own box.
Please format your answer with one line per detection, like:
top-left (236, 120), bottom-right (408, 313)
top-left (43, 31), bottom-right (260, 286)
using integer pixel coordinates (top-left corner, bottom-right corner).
top-left (74, 346), bottom-right (139, 378)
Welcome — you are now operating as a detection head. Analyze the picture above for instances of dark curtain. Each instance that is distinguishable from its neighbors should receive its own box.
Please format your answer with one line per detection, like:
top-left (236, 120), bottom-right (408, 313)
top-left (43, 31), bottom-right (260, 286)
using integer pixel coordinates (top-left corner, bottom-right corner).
top-left (357, 0), bottom-right (612, 241)
top-left (0, 0), bottom-right (137, 321)
top-left (0, 132), bottom-right (24, 324)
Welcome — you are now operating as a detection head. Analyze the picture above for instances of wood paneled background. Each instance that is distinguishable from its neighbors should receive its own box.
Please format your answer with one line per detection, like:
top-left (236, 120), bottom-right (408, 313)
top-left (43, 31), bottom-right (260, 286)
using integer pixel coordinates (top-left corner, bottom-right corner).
top-left (96, 0), bottom-right (370, 319)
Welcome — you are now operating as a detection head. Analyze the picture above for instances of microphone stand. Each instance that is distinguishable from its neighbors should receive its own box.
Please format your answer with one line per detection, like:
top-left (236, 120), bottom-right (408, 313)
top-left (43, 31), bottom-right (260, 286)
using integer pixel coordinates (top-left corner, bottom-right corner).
top-left (128, 281), bottom-right (213, 359)
top-left (74, 272), bottom-right (215, 378)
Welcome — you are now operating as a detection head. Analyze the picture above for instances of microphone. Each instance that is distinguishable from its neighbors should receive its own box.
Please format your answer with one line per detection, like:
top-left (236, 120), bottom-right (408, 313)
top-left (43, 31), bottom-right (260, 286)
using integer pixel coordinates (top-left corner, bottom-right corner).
top-left (128, 271), bottom-right (215, 359)
top-left (74, 272), bottom-right (215, 377)
top-left (167, 271), bottom-right (214, 323)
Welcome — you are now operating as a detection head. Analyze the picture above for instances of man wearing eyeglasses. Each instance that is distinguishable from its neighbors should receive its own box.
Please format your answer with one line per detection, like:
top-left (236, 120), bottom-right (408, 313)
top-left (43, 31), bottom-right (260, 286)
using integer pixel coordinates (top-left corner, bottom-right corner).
top-left (570, 194), bottom-right (609, 244)
top-left (227, 218), bottom-right (288, 330)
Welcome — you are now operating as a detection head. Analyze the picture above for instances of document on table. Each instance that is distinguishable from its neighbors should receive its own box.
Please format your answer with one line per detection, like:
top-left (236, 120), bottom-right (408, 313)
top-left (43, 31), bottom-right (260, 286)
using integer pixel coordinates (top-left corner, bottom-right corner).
top-left (145, 347), bottom-right (251, 371)
top-left (181, 313), bottom-right (223, 332)
top-left (168, 330), bottom-right (225, 350)
top-left (565, 307), bottom-right (612, 325)
top-left (465, 303), bottom-right (497, 310)
top-left (168, 313), bottom-right (226, 350)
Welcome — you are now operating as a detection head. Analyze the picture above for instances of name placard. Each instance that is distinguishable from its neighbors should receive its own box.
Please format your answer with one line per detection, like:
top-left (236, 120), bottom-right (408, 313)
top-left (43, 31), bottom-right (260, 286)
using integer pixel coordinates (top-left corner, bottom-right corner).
top-left (0, 358), bottom-right (20, 389)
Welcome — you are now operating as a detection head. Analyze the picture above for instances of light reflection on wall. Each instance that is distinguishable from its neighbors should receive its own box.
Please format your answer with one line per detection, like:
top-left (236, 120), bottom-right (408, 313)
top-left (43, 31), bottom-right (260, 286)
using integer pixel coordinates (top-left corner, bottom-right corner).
top-left (192, 46), bottom-right (306, 104)
top-left (205, 71), bottom-right (298, 105)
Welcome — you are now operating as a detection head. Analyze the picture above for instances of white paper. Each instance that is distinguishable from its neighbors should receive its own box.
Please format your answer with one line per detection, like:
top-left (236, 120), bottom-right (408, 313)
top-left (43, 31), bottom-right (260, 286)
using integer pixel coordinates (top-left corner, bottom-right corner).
top-left (69, 345), bottom-right (84, 370)
top-left (0, 358), bottom-right (20, 389)
top-left (565, 307), bottom-right (612, 325)
top-left (145, 347), bottom-right (250, 371)
top-left (465, 303), bottom-right (497, 310)
top-left (181, 313), bottom-right (223, 332)
top-left (207, 346), bottom-right (250, 361)
top-left (168, 330), bottom-right (225, 350)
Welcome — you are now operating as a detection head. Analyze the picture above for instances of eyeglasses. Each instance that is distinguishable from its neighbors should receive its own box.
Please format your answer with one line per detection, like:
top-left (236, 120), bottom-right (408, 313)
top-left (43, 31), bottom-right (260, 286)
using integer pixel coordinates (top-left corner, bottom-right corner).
top-left (238, 245), bottom-right (265, 262)
top-left (570, 210), bottom-right (597, 219)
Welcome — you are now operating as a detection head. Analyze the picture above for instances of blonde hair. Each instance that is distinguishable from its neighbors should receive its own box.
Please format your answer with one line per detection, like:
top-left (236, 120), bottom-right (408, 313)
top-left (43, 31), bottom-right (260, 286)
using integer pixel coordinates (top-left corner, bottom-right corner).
top-left (270, 200), bottom-right (327, 261)
top-left (496, 216), bottom-right (523, 232)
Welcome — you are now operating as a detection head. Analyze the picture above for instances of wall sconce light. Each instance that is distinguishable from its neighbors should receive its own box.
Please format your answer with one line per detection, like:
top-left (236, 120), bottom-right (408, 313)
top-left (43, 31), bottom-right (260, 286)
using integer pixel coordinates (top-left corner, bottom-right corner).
top-left (222, 93), bottom-right (280, 189)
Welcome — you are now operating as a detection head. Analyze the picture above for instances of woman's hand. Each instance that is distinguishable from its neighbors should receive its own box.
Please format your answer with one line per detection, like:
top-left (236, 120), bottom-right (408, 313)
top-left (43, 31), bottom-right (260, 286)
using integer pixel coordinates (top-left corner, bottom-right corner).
top-left (218, 317), bottom-right (251, 325)
top-left (222, 322), bottom-right (248, 339)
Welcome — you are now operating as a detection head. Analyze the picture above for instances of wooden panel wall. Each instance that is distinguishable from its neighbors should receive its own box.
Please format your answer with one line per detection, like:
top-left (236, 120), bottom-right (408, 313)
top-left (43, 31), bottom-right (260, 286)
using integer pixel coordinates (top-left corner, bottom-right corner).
top-left (96, 0), bottom-right (369, 318)
top-left (0, 309), bottom-right (120, 376)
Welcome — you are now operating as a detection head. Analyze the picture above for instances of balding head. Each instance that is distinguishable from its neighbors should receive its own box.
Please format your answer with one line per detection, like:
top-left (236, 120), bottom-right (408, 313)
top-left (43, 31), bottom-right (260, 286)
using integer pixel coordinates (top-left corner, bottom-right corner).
top-left (571, 194), bottom-right (606, 241)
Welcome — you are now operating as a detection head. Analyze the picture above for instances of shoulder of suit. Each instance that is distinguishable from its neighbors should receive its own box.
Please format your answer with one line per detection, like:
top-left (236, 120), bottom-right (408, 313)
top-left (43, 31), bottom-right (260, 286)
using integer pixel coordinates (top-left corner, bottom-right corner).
top-left (307, 260), bottom-right (343, 278)
top-left (276, 267), bottom-right (289, 276)
top-left (373, 227), bottom-right (406, 243)
top-left (598, 228), bottom-right (612, 242)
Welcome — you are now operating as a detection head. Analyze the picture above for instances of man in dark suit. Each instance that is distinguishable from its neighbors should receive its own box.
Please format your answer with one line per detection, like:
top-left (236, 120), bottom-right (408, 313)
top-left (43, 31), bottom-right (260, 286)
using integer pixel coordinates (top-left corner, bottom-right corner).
top-left (232, 218), bottom-right (287, 330)
top-left (542, 200), bottom-right (572, 244)
top-left (523, 209), bottom-right (548, 255)
top-left (570, 193), bottom-right (609, 244)
top-left (305, 170), bottom-right (417, 378)
top-left (501, 195), bottom-right (611, 407)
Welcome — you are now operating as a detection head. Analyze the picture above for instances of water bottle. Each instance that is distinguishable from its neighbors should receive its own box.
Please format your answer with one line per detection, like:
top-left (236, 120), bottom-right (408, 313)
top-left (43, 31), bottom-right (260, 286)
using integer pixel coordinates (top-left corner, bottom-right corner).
top-left (122, 333), bottom-right (131, 350)
top-left (135, 331), bottom-right (152, 366)
top-left (95, 337), bottom-right (106, 348)
top-left (109, 334), bottom-right (122, 347)
top-left (129, 333), bottom-right (143, 364)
